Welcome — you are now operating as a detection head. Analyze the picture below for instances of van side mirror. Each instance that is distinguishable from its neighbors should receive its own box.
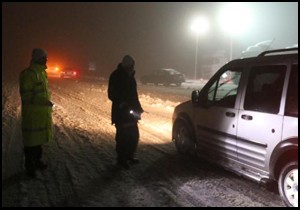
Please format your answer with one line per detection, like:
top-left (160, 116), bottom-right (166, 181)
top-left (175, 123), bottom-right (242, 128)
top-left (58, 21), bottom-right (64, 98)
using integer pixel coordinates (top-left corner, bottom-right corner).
top-left (192, 90), bottom-right (201, 104)
top-left (192, 90), bottom-right (208, 107)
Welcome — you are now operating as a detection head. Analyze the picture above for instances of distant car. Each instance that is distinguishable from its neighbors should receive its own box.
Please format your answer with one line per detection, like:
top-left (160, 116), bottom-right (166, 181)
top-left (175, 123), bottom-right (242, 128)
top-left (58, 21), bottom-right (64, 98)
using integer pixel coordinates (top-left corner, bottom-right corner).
top-left (140, 68), bottom-right (185, 86)
top-left (60, 67), bottom-right (79, 79)
top-left (46, 66), bottom-right (61, 78)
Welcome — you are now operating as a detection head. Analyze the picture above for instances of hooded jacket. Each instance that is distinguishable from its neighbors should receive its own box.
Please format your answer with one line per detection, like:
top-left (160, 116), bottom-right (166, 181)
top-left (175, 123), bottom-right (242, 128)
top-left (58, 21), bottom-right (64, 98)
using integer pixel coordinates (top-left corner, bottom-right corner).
top-left (108, 63), bottom-right (143, 125)
top-left (19, 62), bottom-right (53, 147)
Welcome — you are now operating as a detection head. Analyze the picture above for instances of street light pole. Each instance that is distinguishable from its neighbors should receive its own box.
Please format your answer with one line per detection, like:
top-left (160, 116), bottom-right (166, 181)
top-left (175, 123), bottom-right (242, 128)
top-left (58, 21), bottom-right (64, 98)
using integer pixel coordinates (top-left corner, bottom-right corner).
top-left (191, 16), bottom-right (209, 80)
top-left (218, 3), bottom-right (252, 61)
top-left (194, 34), bottom-right (199, 80)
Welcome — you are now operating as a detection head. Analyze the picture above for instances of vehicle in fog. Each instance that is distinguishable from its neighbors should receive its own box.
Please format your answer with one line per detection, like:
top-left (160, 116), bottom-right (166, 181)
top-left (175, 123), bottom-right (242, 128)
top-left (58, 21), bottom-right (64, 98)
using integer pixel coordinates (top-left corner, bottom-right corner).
top-left (140, 68), bottom-right (185, 86)
top-left (46, 66), bottom-right (61, 78)
top-left (241, 40), bottom-right (274, 58)
top-left (172, 48), bottom-right (298, 207)
top-left (60, 67), bottom-right (79, 79)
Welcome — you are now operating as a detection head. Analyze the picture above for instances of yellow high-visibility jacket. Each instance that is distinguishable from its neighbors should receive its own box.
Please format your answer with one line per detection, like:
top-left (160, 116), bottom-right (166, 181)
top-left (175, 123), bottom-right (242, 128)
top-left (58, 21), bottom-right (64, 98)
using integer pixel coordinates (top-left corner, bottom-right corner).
top-left (19, 63), bottom-right (53, 147)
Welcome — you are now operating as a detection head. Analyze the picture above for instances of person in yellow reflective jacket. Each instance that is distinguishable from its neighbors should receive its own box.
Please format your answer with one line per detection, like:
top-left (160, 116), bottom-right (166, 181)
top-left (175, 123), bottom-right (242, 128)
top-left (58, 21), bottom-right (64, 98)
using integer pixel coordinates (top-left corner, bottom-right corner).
top-left (19, 48), bottom-right (53, 178)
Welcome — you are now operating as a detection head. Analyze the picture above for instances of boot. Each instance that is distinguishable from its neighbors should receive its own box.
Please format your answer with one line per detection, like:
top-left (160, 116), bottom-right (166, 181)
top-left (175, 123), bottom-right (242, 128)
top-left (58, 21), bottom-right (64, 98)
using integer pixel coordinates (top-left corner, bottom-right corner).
top-left (36, 161), bottom-right (48, 170)
top-left (128, 158), bottom-right (140, 164)
top-left (117, 159), bottom-right (130, 170)
top-left (25, 158), bottom-right (37, 178)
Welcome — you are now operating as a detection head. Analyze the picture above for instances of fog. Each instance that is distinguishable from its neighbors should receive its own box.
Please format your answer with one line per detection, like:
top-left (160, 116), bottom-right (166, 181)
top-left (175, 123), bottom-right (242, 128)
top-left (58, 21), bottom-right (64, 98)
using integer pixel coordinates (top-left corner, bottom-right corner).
top-left (2, 2), bottom-right (298, 79)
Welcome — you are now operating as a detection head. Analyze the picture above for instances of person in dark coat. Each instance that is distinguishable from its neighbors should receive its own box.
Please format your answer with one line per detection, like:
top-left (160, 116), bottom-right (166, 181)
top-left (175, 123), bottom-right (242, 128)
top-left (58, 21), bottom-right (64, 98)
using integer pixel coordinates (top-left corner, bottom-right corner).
top-left (108, 55), bottom-right (144, 169)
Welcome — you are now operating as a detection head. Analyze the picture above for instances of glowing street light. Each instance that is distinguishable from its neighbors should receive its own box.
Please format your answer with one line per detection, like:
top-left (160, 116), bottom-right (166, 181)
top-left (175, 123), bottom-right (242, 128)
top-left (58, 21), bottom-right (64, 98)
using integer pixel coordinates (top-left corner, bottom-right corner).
top-left (191, 16), bottom-right (209, 80)
top-left (218, 3), bottom-right (252, 61)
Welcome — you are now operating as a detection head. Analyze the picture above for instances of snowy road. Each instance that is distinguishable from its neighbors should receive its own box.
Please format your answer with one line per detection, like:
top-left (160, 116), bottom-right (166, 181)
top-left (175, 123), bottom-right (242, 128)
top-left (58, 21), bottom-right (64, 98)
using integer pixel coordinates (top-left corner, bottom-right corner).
top-left (2, 77), bottom-right (285, 207)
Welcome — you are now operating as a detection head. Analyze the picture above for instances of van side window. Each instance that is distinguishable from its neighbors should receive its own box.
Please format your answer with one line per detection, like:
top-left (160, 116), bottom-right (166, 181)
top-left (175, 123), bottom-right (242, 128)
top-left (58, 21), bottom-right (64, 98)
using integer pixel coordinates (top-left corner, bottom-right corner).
top-left (285, 65), bottom-right (298, 117)
top-left (244, 65), bottom-right (286, 114)
top-left (207, 68), bottom-right (242, 108)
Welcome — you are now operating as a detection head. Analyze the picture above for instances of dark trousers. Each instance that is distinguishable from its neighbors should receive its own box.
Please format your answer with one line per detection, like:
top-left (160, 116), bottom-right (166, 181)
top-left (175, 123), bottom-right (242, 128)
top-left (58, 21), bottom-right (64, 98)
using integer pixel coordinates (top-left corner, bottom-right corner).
top-left (115, 123), bottom-right (139, 163)
top-left (24, 145), bottom-right (43, 172)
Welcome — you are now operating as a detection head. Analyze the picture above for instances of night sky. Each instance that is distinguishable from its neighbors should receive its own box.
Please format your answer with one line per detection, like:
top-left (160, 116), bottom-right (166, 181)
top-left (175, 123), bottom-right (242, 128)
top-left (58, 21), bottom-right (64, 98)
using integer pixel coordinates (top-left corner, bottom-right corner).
top-left (2, 2), bottom-right (298, 78)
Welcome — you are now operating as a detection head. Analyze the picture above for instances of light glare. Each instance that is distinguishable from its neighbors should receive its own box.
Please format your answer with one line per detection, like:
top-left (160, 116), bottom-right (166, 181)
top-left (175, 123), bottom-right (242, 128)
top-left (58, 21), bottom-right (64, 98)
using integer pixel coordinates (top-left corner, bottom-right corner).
top-left (191, 16), bottom-right (210, 36)
top-left (218, 3), bottom-right (252, 36)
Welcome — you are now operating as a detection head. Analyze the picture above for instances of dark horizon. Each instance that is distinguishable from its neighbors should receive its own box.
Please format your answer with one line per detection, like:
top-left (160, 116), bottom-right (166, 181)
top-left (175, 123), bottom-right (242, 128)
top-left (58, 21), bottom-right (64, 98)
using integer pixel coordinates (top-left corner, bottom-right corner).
top-left (2, 2), bottom-right (298, 79)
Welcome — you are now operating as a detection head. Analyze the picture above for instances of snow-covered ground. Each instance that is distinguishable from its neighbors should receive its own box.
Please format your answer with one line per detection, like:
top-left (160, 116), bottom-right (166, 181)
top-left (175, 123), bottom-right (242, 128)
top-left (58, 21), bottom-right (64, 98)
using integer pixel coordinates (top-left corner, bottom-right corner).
top-left (2, 76), bottom-right (285, 207)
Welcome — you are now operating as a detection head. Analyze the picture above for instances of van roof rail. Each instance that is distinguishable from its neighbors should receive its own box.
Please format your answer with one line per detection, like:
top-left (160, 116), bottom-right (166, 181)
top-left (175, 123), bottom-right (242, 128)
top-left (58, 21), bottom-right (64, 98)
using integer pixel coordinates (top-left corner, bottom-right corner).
top-left (258, 48), bottom-right (298, 57)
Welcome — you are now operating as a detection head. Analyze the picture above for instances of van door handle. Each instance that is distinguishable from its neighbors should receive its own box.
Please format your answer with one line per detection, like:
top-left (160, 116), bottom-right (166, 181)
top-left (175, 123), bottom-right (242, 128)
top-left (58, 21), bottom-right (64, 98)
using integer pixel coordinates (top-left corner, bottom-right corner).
top-left (225, 112), bottom-right (235, 117)
top-left (241, 115), bottom-right (253, 120)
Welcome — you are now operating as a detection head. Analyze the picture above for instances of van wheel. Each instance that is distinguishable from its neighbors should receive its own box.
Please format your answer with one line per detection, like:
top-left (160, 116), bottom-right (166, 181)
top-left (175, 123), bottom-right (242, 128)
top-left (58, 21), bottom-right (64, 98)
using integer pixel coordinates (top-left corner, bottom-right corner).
top-left (278, 161), bottom-right (298, 207)
top-left (174, 121), bottom-right (196, 155)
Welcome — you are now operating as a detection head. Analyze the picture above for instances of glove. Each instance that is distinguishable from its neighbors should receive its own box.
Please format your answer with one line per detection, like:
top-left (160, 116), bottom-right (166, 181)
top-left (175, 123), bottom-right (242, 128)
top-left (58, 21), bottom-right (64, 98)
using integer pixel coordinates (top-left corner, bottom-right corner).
top-left (129, 109), bottom-right (141, 120)
top-left (46, 100), bottom-right (54, 107)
